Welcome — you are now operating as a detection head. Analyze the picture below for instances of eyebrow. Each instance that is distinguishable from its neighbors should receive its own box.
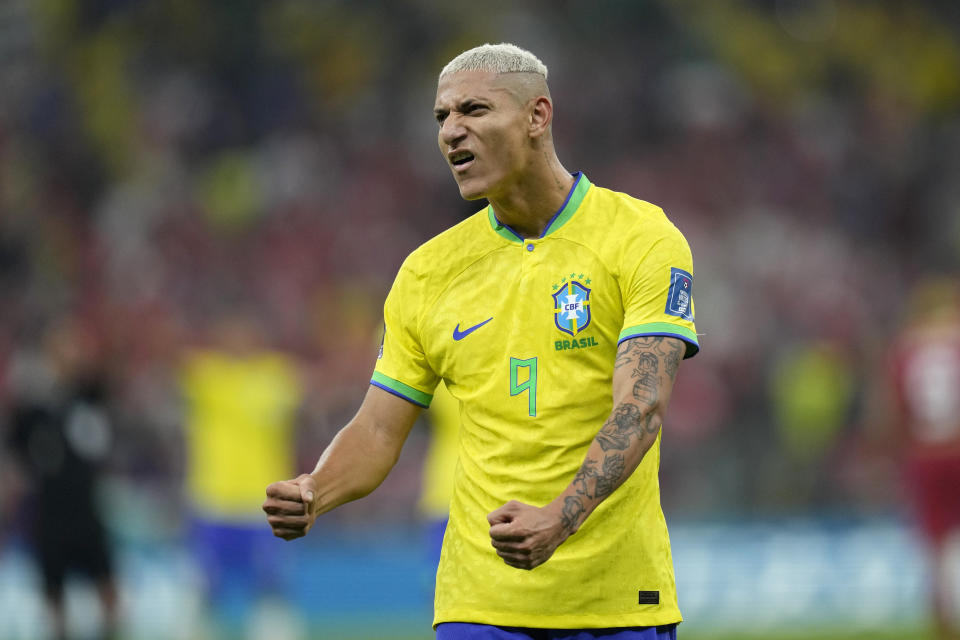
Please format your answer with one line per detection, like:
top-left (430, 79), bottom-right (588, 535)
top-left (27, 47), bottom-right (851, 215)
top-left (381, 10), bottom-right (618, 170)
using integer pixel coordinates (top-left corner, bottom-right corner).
top-left (434, 98), bottom-right (489, 116)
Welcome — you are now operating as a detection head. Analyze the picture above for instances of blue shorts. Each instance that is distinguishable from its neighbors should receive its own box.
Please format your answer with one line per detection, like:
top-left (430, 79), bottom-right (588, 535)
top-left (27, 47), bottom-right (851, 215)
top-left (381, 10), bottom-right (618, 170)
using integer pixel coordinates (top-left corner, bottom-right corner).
top-left (188, 517), bottom-right (286, 617)
top-left (425, 517), bottom-right (448, 569)
top-left (436, 622), bottom-right (678, 640)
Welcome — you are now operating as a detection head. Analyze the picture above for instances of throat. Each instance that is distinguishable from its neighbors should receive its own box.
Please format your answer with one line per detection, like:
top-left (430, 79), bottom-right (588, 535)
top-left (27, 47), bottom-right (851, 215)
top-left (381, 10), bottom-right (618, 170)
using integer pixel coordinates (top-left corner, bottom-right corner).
top-left (489, 173), bottom-right (575, 239)
top-left (494, 213), bottom-right (550, 239)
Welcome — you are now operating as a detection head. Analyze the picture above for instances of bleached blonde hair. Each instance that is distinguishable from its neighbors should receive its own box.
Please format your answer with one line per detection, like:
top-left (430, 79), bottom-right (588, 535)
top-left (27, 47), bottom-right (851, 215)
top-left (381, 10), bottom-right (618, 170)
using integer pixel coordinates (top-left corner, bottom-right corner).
top-left (440, 43), bottom-right (548, 80)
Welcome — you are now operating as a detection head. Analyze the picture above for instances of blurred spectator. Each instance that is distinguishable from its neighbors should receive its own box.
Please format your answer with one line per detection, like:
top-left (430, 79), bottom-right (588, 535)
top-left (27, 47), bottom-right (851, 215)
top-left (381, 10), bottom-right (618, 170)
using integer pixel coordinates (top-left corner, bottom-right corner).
top-left (4, 318), bottom-right (118, 640)
top-left (880, 276), bottom-right (960, 639)
top-left (768, 340), bottom-right (856, 507)
top-left (179, 307), bottom-right (303, 638)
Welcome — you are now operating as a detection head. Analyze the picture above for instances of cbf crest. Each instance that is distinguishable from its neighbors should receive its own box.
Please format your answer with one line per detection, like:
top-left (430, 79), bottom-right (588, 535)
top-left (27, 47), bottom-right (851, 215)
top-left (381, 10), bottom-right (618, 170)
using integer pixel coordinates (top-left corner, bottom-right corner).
top-left (553, 277), bottom-right (592, 336)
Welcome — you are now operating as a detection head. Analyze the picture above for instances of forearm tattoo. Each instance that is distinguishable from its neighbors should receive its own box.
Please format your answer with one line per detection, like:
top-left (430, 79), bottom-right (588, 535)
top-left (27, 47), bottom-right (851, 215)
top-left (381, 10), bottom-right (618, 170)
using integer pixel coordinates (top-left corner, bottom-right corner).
top-left (564, 337), bottom-right (684, 533)
top-left (571, 459), bottom-right (597, 497)
top-left (561, 496), bottom-right (586, 533)
top-left (596, 404), bottom-right (642, 451)
top-left (595, 453), bottom-right (625, 500)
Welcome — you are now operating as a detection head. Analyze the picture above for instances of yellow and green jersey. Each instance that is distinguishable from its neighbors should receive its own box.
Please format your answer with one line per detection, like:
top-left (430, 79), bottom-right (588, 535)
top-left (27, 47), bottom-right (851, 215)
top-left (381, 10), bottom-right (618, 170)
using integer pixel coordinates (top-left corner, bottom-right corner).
top-left (372, 173), bottom-right (698, 629)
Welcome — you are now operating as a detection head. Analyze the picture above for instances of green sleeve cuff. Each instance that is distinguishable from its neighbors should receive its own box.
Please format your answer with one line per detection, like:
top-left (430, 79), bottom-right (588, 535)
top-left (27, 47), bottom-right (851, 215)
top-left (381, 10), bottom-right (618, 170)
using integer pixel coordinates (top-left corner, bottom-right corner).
top-left (618, 322), bottom-right (700, 359)
top-left (370, 371), bottom-right (434, 407)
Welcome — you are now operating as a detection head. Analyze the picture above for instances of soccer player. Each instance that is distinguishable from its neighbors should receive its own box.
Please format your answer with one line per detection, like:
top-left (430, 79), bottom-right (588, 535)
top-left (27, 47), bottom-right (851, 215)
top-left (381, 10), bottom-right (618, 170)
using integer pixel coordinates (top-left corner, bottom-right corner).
top-left (419, 380), bottom-right (461, 568)
top-left (884, 277), bottom-right (960, 640)
top-left (263, 43), bottom-right (699, 639)
top-left (181, 309), bottom-right (303, 636)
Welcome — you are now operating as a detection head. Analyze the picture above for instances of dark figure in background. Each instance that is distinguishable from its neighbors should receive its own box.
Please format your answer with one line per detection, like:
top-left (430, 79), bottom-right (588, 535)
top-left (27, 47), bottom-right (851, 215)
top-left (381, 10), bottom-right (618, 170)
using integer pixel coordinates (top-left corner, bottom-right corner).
top-left (6, 320), bottom-right (118, 640)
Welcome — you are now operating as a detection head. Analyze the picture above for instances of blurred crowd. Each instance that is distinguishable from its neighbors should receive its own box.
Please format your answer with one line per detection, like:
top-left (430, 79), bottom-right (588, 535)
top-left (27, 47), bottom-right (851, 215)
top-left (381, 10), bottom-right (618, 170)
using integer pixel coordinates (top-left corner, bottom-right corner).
top-left (2, 0), bottom-right (960, 548)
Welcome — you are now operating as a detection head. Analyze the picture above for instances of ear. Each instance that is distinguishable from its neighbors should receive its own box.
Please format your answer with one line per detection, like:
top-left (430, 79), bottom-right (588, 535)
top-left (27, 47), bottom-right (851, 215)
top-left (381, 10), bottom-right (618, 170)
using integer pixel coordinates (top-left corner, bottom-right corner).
top-left (528, 96), bottom-right (552, 139)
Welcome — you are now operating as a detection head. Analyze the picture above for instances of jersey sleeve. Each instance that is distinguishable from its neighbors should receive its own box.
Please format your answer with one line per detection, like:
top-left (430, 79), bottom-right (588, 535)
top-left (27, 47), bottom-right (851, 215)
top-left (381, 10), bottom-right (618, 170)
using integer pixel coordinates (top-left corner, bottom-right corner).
top-left (618, 223), bottom-right (700, 358)
top-left (371, 261), bottom-right (440, 407)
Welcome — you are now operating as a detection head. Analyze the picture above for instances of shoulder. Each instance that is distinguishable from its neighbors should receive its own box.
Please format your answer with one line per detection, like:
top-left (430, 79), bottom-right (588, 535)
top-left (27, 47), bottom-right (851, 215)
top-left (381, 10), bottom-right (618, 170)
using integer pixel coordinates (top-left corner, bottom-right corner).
top-left (255, 351), bottom-right (298, 375)
top-left (591, 185), bottom-right (678, 236)
top-left (397, 207), bottom-right (499, 282)
top-left (578, 183), bottom-right (691, 261)
top-left (181, 349), bottom-right (219, 374)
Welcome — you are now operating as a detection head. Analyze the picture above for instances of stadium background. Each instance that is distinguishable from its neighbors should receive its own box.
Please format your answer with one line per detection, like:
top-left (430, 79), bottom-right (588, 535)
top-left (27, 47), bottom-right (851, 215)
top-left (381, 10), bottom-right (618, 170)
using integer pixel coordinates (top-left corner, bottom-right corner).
top-left (1, 0), bottom-right (959, 638)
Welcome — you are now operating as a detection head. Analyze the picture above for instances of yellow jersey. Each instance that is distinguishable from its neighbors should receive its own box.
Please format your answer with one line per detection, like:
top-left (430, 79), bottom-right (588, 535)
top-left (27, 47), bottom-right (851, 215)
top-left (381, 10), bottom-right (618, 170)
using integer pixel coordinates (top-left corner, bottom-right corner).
top-left (419, 380), bottom-right (462, 520)
top-left (372, 173), bottom-right (698, 628)
top-left (181, 349), bottom-right (302, 522)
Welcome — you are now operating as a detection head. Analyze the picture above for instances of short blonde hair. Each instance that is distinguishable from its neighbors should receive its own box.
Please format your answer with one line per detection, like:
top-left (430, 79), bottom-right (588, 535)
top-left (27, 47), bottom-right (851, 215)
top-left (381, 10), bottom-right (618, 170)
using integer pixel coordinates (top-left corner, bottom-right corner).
top-left (440, 43), bottom-right (548, 80)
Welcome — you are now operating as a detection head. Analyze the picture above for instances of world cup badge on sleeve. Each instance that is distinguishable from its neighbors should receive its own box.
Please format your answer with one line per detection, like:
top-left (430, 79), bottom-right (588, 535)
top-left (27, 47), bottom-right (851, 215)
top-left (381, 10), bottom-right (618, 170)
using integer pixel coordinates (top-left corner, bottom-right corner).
top-left (553, 279), bottom-right (592, 336)
top-left (665, 267), bottom-right (694, 321)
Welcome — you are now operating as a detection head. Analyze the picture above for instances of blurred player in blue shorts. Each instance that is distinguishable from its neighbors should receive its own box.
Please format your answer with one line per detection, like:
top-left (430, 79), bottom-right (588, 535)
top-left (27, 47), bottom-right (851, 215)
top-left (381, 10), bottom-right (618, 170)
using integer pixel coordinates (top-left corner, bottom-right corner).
top-left (181, 309), bottom-right (302, 636)
top-left (419, 380), bottom-right (460, 571)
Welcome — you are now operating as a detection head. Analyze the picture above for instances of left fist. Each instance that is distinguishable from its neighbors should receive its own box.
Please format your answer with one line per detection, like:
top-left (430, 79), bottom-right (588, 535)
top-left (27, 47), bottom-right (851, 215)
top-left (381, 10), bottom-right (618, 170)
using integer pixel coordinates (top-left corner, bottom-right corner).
top-left (486, 499), bottom-right (570, 570)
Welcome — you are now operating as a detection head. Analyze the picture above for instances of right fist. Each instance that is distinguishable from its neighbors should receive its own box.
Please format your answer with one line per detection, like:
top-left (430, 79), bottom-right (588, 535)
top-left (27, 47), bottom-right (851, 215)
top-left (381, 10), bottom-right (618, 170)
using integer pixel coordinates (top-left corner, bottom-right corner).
top-left (263, 474), bottom-right (319, 540)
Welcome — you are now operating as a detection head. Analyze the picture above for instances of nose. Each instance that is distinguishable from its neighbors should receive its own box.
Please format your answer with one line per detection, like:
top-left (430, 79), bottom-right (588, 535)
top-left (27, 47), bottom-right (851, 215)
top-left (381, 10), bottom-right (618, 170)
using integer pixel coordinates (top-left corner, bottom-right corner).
top-left (439, 114), bottom-right (467, 147)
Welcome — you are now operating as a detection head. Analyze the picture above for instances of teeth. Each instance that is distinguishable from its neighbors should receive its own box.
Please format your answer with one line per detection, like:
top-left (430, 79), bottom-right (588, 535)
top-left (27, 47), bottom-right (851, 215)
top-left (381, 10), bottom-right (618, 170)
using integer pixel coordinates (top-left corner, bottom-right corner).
top-left (452, 152), bottom-right (474, 165)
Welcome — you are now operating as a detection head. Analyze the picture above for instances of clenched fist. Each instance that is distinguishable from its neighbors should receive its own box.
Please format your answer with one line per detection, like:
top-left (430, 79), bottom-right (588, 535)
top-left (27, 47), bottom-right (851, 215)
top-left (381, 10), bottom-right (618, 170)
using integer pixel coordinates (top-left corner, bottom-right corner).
top-left (487, 499), bottom-right (571, 570)
top-left (263, 474), bottom-right (319, 540)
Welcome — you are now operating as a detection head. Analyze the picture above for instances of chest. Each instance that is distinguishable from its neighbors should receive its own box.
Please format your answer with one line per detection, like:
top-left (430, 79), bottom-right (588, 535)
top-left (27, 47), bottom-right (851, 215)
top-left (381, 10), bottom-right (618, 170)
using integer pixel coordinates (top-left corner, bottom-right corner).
top-left (422, 240), bottom-right (624, 398)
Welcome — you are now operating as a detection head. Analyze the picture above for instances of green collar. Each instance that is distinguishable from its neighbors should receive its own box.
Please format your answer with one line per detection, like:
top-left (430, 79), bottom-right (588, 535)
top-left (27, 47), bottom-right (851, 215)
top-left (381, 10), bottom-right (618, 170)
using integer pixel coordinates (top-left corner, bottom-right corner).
top-left (487, 172), bottom-right (591, 243)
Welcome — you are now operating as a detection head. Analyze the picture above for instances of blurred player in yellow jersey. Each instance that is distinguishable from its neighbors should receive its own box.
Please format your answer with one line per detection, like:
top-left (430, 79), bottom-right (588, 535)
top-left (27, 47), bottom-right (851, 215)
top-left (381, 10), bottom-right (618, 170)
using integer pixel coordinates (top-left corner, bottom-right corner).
top-left (264, 43), bottom-right (698, 639)
top-left (419, 381), bottom-right (461, 568)
top-left (181, 309), bottom-right (302, 637)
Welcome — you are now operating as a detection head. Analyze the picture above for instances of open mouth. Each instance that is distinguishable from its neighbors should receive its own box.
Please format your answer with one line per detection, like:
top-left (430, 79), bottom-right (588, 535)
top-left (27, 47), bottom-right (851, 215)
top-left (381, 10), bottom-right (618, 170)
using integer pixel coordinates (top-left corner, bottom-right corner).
top-left (450, 151), bottom-right (475, 169)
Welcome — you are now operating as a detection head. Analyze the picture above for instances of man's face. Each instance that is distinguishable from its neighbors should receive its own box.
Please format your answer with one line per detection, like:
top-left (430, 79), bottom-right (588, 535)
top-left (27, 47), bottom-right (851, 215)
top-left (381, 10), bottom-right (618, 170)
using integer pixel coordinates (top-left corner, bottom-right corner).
top-left (434, 71), bottom-right (531, 201)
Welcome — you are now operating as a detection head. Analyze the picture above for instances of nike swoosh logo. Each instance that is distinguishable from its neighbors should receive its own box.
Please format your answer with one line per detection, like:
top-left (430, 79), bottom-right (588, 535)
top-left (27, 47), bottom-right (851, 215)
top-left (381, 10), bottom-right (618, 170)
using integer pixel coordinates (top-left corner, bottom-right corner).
top-left (453, 317), bottom-right (493, 341)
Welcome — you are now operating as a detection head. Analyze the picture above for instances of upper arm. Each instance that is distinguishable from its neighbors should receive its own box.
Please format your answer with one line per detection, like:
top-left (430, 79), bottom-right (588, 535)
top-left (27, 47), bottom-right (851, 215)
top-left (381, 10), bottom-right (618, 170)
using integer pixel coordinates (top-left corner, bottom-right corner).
top-left (611, 336), bottom-right (686, 418)
top-left (619, 221), bottom-right (699, 359)
top-left (373, 261), bottom-right (440, 407)
top-left (354, 384), bottom-right (425, 452)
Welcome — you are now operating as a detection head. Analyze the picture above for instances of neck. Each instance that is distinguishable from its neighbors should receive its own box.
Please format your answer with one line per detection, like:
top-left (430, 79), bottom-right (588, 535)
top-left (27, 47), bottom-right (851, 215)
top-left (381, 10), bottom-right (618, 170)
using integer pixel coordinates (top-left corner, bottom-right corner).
top-left (488, 157), bottom-right (574, 239)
